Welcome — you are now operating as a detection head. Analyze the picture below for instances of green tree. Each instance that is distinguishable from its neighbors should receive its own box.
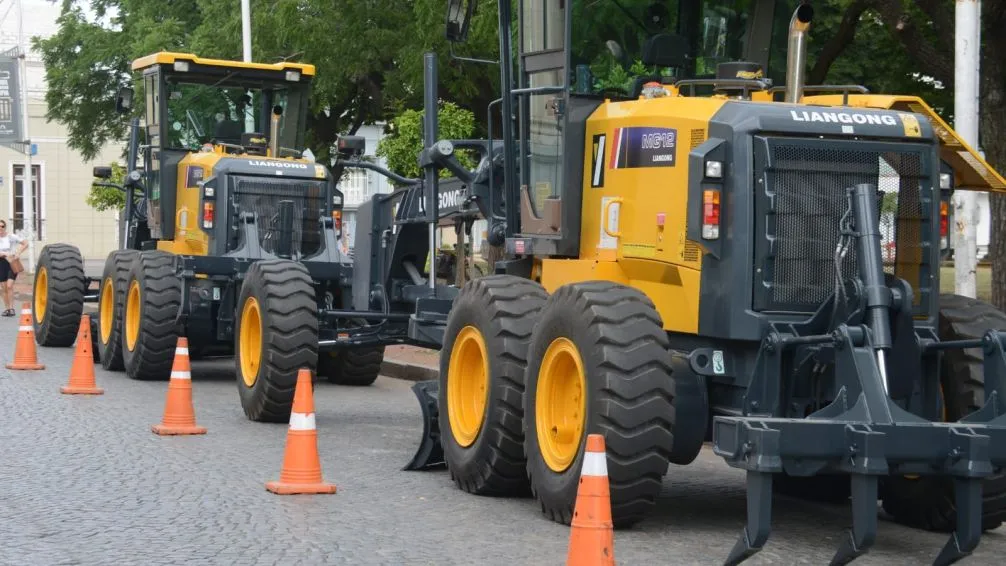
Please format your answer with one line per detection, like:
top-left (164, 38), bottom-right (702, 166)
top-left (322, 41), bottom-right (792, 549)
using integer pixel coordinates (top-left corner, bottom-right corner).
top-left (375, 101), bottom-right (476, 181)
top-left (86, 162), bottom-right (127, 212)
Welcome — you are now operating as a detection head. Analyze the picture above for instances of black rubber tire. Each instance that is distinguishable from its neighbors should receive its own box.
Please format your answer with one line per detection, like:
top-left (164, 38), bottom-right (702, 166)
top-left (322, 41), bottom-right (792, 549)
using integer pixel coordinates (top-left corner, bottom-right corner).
top-left (523, 281), bottom-right (675, 528)
top-left (235, 260), bottom-right (318, 423)
top-left (32, 243), bottom-right (86, 347)
top-left (439, 275), bottom-right (548, 496)
top-left (121, 250), bottom-right (181, 381)
top-left (318, 346), bottom-right (385, 386)
top-left (97, 250), bottom-right (139, 371)
top-left (882, 293), bottom-right (1006, 532)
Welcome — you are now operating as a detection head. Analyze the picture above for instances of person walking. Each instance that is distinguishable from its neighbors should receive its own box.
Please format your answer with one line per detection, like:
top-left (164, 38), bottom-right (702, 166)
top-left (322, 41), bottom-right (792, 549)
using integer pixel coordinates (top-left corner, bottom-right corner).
top-left (0, 221), bottom-right (28, 317)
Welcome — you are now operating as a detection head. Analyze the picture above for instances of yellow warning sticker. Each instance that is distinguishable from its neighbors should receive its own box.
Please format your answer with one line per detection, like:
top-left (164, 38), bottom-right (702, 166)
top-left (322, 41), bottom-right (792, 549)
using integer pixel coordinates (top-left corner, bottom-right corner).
top-left (899, 114), bottom-right (922, 138)
top-left (315, 165), bottom-right (327, 178)
top-left (623, 243), bottom-right (655, 257)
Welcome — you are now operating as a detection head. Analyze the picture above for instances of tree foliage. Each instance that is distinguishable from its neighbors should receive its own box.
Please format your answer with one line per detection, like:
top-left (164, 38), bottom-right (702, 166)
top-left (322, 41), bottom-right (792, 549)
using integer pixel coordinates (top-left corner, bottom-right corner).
top-left (375, 101), bottom-right (476, 181)
top-left (86, 162), bottom-right (126, 212)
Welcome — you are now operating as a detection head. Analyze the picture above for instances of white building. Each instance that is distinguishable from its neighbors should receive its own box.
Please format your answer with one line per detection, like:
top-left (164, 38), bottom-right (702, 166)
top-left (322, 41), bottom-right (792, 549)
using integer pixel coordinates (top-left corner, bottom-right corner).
top-left (0, 0), bottom-right (124, 271)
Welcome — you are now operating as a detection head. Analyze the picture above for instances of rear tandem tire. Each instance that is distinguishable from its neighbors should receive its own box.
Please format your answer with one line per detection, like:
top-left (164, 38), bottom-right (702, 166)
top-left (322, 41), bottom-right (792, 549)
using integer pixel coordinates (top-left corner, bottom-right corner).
top-left (121, 251), bottom-right (180, 380)
top-left (32, 243), bottom-right (87, 347)
top-left (523, 281), bottom-right (675, 528)
top-left (318, 346), bottom-right (385, 386)
top-left (439, 275), bottom-right (549, 496)
top-left (97, 250), bottom-right (139, 371)
top-left (235, 260), bottom-right (318, 423)
top-left (882, 293), bottom-right (1006, 532)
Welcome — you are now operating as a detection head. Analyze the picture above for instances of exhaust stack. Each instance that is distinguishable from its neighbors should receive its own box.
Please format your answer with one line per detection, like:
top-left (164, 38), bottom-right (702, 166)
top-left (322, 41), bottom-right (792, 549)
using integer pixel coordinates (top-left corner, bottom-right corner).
top-left (269, 105), bottom-right (283, 158)
top-left (784, 4), bottom-right (814, 104)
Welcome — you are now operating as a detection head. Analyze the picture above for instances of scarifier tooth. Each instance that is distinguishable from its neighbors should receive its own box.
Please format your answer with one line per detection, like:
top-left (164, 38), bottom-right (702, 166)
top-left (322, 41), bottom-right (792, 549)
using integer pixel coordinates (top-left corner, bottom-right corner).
top-left (829, 475), bottom-right (878, 565)
top-left (932, 478), bottom-right (983, 566)
top-left (403, 380), bottom-right (446, 471)
top-left (724, 471), bottom-right (773, 566)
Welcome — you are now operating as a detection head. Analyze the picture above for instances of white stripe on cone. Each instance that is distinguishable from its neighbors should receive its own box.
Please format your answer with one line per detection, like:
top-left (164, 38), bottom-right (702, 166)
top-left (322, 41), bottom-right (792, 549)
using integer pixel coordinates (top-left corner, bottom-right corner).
top-left (170, 371), bottom-right (191, 380)
top-left (18, 326), bottom-right (32, 332)
top-left (289, 412), bottom-right (316, 431)
top-left (581, 450), bottom-right (608, 477)
top-left (21, 309), bottom-right (30, 315)
top-left (176, 347), bottom-right (189, 355)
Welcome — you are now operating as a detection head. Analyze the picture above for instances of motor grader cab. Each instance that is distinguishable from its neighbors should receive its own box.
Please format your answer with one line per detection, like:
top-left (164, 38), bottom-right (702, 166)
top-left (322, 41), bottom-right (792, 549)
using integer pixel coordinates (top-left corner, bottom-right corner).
top-left (348, 0), bottom-right (1006, 563)
top-left (30, 52), bottom-right (400, 423)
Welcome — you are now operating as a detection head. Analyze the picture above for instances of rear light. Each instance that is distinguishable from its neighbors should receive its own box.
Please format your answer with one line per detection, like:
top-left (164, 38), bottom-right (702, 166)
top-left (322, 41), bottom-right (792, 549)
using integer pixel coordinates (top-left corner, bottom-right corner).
top-left (202, 202), bottom-right (214, 229)
top-left (332, 210), bottom-right (342, 234)
top-left (702, 189), bottom-right (720, 240)
top-left (940, 201), bottom-right (948, 238)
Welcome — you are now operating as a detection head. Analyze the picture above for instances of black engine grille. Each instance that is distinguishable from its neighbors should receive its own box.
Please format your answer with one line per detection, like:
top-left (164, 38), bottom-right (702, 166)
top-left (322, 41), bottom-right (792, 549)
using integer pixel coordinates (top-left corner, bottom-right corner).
top-left (230, 176), bottom-right (326, 258)
top-left (754, 138), bottom-right (932, 313)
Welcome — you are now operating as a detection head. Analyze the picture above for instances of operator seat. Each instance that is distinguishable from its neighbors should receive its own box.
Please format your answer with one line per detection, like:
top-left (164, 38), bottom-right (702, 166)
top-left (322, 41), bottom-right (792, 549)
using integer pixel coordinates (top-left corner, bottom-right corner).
top-left (213, 119), bottom-right (244, 146)
top-left (629, 33), bottom-right (689, 99)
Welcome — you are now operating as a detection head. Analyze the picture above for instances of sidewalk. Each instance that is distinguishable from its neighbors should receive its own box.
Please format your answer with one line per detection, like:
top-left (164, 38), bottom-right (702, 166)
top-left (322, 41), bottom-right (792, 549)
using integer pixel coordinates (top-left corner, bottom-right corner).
top-left (10, 272), bottom-right (441, 382)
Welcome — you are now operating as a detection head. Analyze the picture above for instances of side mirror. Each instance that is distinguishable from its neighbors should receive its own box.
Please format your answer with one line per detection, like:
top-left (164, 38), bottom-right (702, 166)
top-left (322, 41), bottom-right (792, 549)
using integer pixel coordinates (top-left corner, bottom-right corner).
top-left (115, 86), bottom-right (134, 115)
top-left (445, 0), bottom-right (476, 43)
top-left (93, 166), bottom-right (113, 179)
top-left (336, 135), bottom-right (366, 158)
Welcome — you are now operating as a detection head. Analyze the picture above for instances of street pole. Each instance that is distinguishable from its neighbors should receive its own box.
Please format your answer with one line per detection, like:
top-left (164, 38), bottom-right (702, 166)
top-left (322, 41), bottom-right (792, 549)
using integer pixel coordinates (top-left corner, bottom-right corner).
top-left (17, 0), bottom-right (33, 273)
top-left (953, 0), bottom-right (981, 298)
top-left (241, 0), bottom-right (254, 133)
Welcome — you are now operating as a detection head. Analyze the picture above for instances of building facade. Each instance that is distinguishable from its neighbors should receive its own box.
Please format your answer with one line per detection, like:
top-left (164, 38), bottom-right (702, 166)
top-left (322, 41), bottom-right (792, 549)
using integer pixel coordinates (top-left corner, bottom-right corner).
top-left (0, 0), bottom-right (124, 273)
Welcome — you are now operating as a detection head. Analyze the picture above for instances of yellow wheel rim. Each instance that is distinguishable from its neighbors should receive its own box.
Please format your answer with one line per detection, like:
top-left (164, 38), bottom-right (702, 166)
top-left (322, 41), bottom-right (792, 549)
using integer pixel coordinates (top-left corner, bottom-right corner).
top-left (99, 277), bottom-right (114, 344)
top-left (34, 267), bottom-right (48, 323)
top-left (447, 325), bottom-right (490, 448)
top-left (536, 337), bottom-right (587, 473)
top-left (125, 280), bottom-right (141, 351)
top-left (239, 297), bottom-right (262, 388)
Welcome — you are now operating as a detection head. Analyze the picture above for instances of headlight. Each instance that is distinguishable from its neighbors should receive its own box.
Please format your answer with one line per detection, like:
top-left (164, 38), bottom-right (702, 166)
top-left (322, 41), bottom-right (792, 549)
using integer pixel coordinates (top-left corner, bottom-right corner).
top-left (940, 173), bottom-right (952, 189)
top-left (705, 160), bottom-right (723, 179)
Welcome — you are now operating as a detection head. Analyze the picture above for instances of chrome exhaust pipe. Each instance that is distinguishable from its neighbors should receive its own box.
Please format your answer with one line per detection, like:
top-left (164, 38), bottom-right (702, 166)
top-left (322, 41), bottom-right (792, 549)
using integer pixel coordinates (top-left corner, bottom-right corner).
top-left (269, 105), bottom-right (283, 158)
top-left (784, 4), bottom-right (814, 103)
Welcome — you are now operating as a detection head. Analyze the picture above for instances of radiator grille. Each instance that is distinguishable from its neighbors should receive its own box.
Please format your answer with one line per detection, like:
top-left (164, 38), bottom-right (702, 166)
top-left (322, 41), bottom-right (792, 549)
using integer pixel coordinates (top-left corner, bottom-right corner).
top-left (231, 176), bottom-right (326, 257)
top-left (755, 140), bottom-right (930, 312)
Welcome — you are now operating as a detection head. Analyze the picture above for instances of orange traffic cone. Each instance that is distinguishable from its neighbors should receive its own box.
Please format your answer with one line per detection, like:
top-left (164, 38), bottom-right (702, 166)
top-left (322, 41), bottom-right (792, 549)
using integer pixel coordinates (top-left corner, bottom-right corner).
top-left (266, 368), bottom-right (337, 495)
top-left (6, 302), bottom-right (44, 370)
top-left (151, 337), bottom-right (206, 435)
top-left (566, 434), bottom-right (615, 566)
top-left (60, 314), bottom-right (103, 394)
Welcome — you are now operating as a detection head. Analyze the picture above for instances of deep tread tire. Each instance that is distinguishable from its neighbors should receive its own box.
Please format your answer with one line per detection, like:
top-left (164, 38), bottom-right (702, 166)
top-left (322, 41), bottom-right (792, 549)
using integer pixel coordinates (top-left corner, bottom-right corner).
top-left (882, 293), bottom-right (1006, 531)
top-left (235, 260), bottom-right (318, 423)
top-left (33, 244), bottom-right (86, 347)
top-left (121, 251), bottom-right (180, 380)
top-left (97, 250), bottom-right (139, 370)
top-left (523, 281), bottom-right (675, 528)
top-left (318, 346), bottom-right (385, 386)
top-left (439, 275), bottom-right (549, 496)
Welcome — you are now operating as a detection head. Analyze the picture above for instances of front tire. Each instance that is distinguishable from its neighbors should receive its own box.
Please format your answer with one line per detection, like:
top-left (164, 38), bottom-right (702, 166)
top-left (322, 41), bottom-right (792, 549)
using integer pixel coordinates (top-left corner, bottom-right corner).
top-left (33, 244), bottom-right (86, 347)
top-left (121, 251), bottom-right (180, 380)
top-left (98, 250), bottom-right (138, 370)
top-left (235, 260), bottom-right (318, 423)
top-left (882, 294), bottom-right (1006, 531)
top-left (523, 281), bottom-right (675, 528)
top-left (439, 275), bottom-right (548, 496)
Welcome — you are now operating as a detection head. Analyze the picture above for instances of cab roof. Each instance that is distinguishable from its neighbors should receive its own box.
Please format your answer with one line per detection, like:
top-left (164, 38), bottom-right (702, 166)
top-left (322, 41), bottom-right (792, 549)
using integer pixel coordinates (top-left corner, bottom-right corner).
top-left (130, 52), bottom-right (315, 77)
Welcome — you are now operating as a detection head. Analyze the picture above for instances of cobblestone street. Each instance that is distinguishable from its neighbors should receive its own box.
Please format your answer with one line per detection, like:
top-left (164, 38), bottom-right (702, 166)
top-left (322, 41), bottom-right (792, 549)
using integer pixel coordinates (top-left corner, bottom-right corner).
top-left (0, 309), bottom-right (1003, 565)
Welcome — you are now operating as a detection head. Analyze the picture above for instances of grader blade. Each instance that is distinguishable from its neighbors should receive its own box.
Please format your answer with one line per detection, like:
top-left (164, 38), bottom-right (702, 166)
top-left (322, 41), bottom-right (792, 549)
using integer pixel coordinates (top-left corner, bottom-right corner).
top-left (403, 380), bottom-right (446, 471)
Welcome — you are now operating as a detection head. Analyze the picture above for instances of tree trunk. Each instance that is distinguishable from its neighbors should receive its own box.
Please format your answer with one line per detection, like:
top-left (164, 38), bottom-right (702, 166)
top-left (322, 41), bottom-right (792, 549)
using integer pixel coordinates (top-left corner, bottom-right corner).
top-left (982, 76), bottom-right (1006, 310)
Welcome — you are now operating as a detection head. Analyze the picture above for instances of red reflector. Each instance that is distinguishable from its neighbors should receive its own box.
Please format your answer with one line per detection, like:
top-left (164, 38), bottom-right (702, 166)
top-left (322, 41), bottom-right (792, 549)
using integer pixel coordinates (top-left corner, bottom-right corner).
top-left (702, 189), bottom-right (720, 240)
top-left (940, 201), bottom-right (948, 237)
top-left (202, 202), bottom-right (214, 229)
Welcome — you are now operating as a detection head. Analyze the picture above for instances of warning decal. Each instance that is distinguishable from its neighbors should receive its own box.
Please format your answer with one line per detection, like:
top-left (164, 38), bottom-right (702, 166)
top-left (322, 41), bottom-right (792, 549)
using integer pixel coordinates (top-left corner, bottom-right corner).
top-left (609, 126), bottom-right (677, 169)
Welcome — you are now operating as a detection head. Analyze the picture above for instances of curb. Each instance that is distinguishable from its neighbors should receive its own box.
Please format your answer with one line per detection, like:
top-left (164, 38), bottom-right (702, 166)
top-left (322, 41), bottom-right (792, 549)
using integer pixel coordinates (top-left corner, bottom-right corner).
top-left (380, 358), bottom-right (438, 383)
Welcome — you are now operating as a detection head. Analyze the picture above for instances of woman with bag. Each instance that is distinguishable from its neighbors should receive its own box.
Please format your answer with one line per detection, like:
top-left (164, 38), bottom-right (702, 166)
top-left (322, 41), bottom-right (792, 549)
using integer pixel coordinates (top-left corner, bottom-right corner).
top-left (0, 221), bottom-right (28, 317)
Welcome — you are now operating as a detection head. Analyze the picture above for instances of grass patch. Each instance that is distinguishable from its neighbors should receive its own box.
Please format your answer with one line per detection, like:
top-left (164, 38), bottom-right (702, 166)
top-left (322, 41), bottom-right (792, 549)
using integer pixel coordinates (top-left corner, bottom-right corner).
top-left (939, 265), bottom-right (992, 303)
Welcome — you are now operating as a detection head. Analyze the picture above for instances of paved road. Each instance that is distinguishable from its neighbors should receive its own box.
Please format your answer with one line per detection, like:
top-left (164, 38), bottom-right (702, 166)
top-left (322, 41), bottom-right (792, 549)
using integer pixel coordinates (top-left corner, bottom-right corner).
top-left (0, 319), bottom-right (1002, 565)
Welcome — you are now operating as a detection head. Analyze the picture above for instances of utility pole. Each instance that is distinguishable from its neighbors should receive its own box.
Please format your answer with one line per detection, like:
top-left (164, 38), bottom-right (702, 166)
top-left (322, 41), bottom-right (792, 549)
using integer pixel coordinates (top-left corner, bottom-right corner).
top-left (16, 0), bottom-right (33, 273)
top-left (241, 0), bottom-right (254, 133)
top-left (953, 0), bottom-right (981, 298)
